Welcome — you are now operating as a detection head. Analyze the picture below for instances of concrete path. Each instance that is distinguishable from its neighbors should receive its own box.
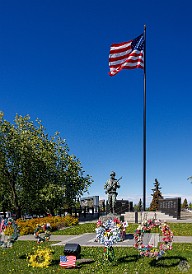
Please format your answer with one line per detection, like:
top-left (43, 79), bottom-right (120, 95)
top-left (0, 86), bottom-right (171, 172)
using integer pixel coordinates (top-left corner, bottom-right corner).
top-left (18, 233), bottom-right (192, 247)
top-left (18, 216), bottom-right (192, 247)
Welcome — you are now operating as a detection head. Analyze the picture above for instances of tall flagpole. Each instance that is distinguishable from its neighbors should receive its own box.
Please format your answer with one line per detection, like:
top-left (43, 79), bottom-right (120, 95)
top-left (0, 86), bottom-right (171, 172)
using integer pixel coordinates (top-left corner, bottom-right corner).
top-left (143, 25), bottom-right (147, 211)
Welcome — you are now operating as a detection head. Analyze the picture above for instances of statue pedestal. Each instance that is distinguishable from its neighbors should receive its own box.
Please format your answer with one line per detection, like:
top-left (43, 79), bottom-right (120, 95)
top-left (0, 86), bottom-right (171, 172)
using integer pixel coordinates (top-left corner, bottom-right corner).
top-left (99, 213), bottom-right (121, 222)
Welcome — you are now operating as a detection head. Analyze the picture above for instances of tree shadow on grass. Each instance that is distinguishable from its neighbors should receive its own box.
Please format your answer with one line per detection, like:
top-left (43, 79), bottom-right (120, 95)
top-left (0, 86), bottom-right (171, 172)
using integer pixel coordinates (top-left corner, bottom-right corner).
top-left (19, 254), bottom-right (27, 259)
top-left (149, 256), bottom-right (188, 268)
top-left (51, 259), bottom-right (60, 266)
top-left (117, 254), bottom-right (140, 264)
top-left (125, 233), bottom-right (134, 240)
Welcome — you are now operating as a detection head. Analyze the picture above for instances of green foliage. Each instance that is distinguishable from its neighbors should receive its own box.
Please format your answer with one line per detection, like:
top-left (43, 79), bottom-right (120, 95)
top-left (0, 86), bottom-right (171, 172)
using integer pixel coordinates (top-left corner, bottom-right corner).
top-left (134, 198), bottom-right (142, 211)
top-left (182, 198), bottom-right (188, 209)
top-left (0, 112), bottom-right (93, 217)
top-left (189, 203), bottom-right (192, 209)
top-left (149, 179), bottom-right (163, 211)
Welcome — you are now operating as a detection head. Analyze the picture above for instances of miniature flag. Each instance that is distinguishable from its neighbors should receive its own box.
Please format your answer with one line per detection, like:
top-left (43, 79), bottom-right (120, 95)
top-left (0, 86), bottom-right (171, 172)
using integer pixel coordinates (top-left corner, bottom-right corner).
top-left (59, 255), bottom-right (76, 268)
top-left (0, 219), bottom-right (4, 233)
top-left (109, 33), bottom-right (144, 76)
top-left (123, 221), bottom-right (129, 227)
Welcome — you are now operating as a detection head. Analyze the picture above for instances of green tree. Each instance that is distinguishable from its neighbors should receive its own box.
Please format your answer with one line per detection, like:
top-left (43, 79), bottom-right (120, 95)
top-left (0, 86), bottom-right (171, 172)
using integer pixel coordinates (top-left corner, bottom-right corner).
top-left (182, 198), bottom-right (188, 209)
top-left (134, 198), bottom-right (142, 212)
top-left (188, 202), bottom-right (192, 209)
top-left (0, 112), bottom-right (92, 218)
top-left (149, 179), bottom-right (163, 211)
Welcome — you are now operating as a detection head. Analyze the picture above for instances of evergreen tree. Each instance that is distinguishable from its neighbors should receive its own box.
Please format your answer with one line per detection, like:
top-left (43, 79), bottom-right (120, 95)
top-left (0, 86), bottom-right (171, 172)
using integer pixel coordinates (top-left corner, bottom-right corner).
top-left (182, 198), bottom-right (188, 209)
top-left (149, 179), bottom-right (163, 211)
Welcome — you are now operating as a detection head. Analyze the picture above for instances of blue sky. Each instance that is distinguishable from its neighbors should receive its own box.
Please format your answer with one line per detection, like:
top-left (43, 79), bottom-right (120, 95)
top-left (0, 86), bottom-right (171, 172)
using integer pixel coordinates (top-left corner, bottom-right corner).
top-left (0, 0), bottom-right (192, 206)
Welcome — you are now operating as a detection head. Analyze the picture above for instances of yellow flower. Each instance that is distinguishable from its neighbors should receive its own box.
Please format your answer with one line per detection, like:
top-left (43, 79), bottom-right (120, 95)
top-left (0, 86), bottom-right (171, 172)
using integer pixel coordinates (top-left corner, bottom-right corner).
top-left (4, 226), bottom-right (14, 236)
top-left (28, 247), bottom-right (53, 268)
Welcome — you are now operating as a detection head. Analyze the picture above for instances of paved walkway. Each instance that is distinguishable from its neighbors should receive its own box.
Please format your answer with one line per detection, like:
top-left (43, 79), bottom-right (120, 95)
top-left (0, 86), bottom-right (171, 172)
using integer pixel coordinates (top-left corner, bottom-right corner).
top-left (18, 233), bottom-right (192, 247)
top-left (18, 216), bottom-right (192, 247)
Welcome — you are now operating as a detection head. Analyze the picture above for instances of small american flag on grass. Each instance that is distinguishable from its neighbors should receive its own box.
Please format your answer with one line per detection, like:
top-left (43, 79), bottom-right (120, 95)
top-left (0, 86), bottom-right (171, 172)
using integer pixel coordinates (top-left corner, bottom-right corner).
top-left (59, 255), bottom-right (76, 268)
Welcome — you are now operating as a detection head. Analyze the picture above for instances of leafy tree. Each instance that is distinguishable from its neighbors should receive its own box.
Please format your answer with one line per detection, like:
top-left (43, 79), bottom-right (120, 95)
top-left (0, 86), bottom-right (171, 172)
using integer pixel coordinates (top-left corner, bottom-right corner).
top-left (149, 179), bottom-right (163, 211)
top-left (188, 202), bottom-right (192, 209)
top-left (0, 112), bottom-right (92, 218)
top-left (182, 198), bottom-right (188, 209)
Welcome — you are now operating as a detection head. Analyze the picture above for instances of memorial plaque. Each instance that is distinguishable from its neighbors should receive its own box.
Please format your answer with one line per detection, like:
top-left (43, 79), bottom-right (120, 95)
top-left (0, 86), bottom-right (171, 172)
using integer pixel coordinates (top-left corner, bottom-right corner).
top-left (158, 197), bottom-right (181, 219)
top-left (114, 200), bottom-right (132, 214)
top-left (80, 196), bottom-right (99, 213)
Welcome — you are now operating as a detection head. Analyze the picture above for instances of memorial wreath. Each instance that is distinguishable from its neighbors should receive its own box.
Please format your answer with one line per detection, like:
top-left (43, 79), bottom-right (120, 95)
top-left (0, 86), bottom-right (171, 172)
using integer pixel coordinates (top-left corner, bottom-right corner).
top-left (27, 246), bottom-right (53, 268)
top-left (0, 217), bottom-right (19, 248)
top-left (95, 217), bottom-right (128, 261)
top-left (134, 218), bottom-right (173, 259)
top-left (34, 223), bottom-right (51, 243)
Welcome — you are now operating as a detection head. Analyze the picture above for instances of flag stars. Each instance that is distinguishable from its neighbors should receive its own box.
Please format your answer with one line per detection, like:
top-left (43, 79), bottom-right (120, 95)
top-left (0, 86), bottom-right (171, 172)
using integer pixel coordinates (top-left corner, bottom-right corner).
top-left (109, 33), bottom-right (144, 76)
top-left (131, 35), bottom-right (144, 51)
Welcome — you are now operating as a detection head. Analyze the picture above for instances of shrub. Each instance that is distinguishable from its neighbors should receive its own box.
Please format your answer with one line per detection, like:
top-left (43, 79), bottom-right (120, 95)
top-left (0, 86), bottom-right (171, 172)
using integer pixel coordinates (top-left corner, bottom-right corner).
top-left (16, 215), bottom-right (79, 235)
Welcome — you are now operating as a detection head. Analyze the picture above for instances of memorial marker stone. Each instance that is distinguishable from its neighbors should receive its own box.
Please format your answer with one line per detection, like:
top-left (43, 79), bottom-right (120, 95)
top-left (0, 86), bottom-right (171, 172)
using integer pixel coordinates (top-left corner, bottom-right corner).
top-left (158, 197), bottom-right (181, 219)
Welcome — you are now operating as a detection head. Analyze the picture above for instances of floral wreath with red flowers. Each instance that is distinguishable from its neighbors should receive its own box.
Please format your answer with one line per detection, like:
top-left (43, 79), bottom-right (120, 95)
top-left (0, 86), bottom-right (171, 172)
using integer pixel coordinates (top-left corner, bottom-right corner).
top-left (0, 217), bottom-right (19, 248)
top-left (134, 218), bottom-right (173, 259)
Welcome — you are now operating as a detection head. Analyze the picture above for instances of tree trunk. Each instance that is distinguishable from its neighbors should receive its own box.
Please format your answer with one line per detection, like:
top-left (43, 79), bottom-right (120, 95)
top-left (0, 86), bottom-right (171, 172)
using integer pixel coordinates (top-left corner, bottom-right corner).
top-left (9, 176), bottom-right (22, 219)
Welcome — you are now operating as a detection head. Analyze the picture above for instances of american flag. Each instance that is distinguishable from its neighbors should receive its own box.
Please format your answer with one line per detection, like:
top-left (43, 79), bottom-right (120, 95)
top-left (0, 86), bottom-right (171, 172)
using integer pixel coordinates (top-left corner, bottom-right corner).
top-left (59, 255), bottom-right (76, 268)
top-left (109, 34), bottom-right (144, 76)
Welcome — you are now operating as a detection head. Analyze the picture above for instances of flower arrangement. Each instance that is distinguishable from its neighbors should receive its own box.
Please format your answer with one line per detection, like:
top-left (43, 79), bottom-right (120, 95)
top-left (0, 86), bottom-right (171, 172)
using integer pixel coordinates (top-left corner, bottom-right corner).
top-left (141, 218), bottom-right (161, 232)
top-left (95, 217), bottom-right (128, 245)
top-left (0, 217), bottom-right (19, 248)
top-left (27, 246), bottom-right (53, 268)
top-left (134, 218), bottom-right (173, 259)
top-left (95, 217), bottom-right (128, 261)
top-left (34, 223), bottom-right (51, 243)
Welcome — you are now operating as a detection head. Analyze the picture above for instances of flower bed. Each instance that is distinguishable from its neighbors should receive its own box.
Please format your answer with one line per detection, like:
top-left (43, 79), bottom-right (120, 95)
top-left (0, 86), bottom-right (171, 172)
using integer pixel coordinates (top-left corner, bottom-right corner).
top-left (16, 215), bottom-right (78, 235)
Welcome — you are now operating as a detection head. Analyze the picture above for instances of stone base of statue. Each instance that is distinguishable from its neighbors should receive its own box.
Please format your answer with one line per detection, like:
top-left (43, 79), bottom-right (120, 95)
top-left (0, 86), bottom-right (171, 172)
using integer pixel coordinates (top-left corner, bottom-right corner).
top-left (99, 213), bottom-right (122, 223)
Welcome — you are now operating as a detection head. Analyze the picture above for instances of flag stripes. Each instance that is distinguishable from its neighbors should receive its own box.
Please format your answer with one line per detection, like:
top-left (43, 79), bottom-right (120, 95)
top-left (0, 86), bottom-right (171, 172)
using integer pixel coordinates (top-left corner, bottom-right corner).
top-left (109, 34), bottom-right (144, 76)
top-left (59, 255), bottom-right (76, 268)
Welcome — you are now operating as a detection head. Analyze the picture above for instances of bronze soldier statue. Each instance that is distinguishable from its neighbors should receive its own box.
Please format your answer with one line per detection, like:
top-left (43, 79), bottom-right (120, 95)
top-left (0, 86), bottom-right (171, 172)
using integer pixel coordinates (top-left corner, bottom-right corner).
top-left (104, 171), bottom-right (122, 214)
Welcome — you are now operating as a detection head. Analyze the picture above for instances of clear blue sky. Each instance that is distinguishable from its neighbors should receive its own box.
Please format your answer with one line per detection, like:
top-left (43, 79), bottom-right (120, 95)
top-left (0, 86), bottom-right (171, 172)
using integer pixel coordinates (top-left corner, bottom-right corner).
top-left (0, 0), bottom-right (192, 206)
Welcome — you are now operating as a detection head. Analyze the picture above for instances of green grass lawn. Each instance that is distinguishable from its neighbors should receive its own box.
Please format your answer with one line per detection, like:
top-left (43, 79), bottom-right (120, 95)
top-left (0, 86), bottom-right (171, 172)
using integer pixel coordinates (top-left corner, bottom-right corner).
top-left (52, 222), bottom-right (192, 236)
top-left (1, 222), bottom-right (192, 273)
top-left (0, 241), bottom-right (192, 273)
top-left (52, 223), bottom-right (139, 235)
top-left (168, 223), bottom-right (192, 236)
